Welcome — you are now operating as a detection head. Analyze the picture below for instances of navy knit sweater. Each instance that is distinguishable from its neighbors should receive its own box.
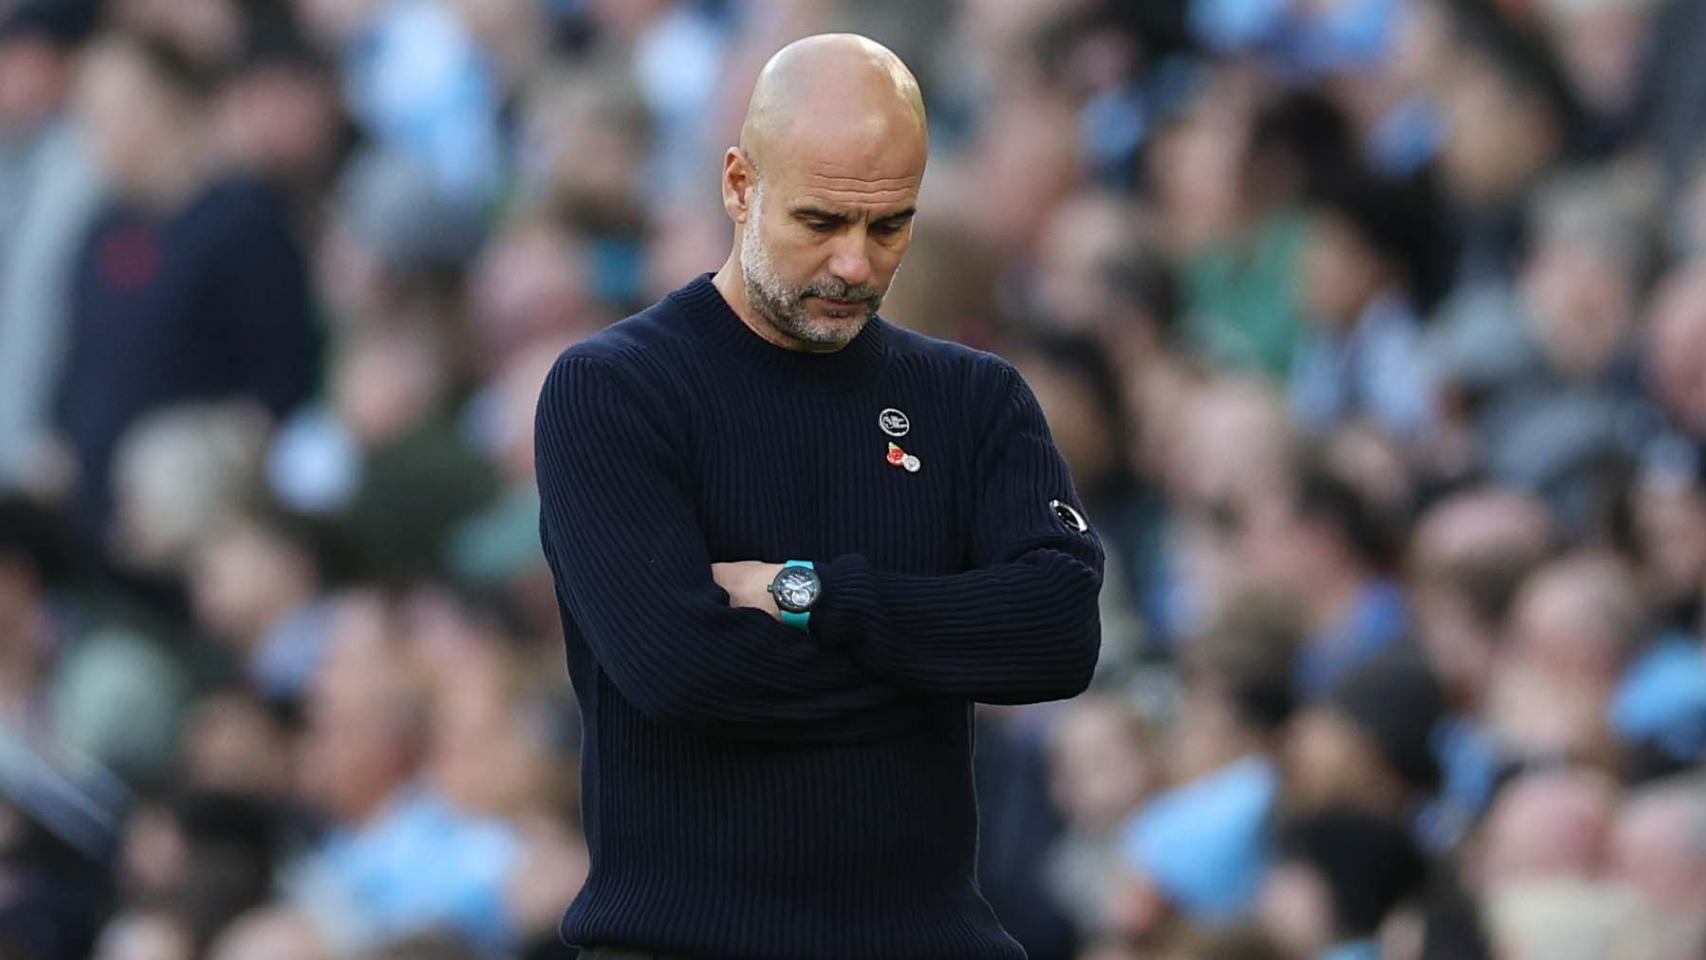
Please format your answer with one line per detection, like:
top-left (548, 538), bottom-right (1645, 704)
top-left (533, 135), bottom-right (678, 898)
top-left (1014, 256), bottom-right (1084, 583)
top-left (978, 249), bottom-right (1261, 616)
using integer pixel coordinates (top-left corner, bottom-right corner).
top-left (535, 274), bottom-right (1104, 960)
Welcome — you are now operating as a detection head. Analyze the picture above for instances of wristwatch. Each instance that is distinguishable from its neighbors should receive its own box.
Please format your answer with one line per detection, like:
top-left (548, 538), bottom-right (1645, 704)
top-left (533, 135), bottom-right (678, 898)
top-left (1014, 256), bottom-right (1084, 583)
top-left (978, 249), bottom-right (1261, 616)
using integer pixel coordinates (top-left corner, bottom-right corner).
top-left (767, 560), bottom-right (820, 631)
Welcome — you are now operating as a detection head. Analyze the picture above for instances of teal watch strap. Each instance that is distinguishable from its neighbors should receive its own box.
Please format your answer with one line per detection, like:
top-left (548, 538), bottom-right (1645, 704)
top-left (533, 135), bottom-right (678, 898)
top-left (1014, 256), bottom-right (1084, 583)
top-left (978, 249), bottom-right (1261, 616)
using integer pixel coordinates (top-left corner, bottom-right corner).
top-left (779, 559), bottom-right (814, 631)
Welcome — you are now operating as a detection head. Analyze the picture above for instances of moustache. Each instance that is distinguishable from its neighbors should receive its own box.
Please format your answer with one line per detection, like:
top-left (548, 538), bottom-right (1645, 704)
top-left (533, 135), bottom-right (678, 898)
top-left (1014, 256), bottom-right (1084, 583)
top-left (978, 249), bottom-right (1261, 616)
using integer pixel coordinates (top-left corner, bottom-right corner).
top-left (799, 280), bottom-right (881, 304)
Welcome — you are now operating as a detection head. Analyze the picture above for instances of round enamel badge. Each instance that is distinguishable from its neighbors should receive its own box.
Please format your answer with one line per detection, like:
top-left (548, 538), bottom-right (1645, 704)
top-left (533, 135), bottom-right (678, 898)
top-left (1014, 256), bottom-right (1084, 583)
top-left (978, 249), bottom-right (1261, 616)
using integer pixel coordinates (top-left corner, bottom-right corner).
top-left (1050, 499), bottom-right (1089, 533)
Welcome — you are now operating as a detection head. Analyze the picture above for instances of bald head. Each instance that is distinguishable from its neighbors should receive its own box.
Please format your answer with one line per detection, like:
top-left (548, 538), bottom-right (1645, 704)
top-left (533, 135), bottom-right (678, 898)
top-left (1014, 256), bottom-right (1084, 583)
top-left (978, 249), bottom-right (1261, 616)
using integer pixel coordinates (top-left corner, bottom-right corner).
top-left (739, 34), bottom-right (927, 176)
top-left (714, 34), bottom-right (929, 352)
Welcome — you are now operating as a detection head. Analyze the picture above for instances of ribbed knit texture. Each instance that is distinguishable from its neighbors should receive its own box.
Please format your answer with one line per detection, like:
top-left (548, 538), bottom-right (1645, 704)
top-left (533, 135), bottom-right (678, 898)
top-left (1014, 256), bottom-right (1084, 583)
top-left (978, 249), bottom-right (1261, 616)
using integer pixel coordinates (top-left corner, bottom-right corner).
top-left (535, 274), bottom-right (1105, 960)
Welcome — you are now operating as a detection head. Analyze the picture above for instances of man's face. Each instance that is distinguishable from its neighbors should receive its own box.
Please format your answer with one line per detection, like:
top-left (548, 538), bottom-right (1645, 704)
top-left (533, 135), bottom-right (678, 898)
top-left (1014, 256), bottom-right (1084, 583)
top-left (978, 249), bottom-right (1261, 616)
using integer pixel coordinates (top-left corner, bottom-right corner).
top-left (737, 158), bottom-right (919, 349)
top-left (74, 42), bottom-right (182, 195)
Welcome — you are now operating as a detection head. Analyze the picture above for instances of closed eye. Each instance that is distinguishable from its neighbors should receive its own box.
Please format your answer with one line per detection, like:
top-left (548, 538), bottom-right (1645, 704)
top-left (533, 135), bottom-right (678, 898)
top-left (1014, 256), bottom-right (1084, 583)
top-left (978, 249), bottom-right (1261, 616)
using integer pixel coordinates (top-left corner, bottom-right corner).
top-left (871, 209), bottom-right (916, 236)
top-left (793, 207), bottom-right (849, 232)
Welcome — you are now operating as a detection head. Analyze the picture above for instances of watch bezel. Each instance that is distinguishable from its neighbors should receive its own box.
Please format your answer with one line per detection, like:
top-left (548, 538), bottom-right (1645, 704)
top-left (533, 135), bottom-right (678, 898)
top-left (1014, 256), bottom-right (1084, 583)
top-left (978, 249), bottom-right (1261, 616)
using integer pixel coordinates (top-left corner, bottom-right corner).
top-left (769, 566), bottom-right (821, 613)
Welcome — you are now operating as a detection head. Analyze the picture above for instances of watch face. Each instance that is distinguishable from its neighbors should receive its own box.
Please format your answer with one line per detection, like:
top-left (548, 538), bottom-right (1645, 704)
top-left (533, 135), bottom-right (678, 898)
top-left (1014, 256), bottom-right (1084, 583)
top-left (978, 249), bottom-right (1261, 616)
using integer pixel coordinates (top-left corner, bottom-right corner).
top-left (772, 567), bottom-right (820, 612)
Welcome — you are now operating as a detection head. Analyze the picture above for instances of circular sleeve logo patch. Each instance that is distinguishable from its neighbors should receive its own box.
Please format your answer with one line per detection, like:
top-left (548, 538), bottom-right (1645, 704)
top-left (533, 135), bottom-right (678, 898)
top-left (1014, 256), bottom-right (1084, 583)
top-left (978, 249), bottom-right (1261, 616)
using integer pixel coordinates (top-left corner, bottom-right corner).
top-left (1050, 499), bottom-right (1089, 533)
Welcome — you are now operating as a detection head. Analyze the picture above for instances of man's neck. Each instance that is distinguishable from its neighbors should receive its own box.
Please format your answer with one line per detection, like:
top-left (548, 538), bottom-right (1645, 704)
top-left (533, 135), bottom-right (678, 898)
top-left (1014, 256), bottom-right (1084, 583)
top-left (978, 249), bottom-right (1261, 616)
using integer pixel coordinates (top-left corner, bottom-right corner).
top-left (130, 134), bottom-right (217, 212)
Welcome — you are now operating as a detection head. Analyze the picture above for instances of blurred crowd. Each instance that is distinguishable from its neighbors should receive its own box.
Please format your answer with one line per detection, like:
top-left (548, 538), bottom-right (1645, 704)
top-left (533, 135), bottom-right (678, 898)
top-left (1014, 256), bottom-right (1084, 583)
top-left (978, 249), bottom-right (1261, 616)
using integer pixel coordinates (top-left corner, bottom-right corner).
top-left (4, 0), bottom-right (1706, 958)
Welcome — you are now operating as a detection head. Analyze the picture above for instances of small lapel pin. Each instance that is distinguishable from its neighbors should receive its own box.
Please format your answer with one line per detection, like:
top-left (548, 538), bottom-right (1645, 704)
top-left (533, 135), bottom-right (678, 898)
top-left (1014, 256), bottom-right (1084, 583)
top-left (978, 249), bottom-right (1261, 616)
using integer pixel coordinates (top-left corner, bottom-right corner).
top-left (887, 442), bottom-right (922, 473)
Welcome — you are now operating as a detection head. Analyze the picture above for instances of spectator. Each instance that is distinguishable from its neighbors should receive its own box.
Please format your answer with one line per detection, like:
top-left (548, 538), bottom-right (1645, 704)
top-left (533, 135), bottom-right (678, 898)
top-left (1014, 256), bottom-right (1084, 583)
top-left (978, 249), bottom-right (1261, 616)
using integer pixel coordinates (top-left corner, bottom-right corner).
top-left (213, 15), bottom-right (348, 201)
top-left (1612, 458), bottom-right (1706, 774)
top-left (1623, 451), bottom-right (1706, 635)
top-left (1238, 462), bottom-right (1409, 697)
top-left (1471, 769), bottom-right (1618, 896)
top-left (188, 509), bottom-right (335, 704)
top-left (282, 593), bottom-right (522, 954)
top-left (1110, 595), bottom-right (1300, 936)
top-left (1165, 87), bottom-right (1358, 380)
top-left (1407, 487), bottom-right (1552, 845)
top-left (304, 0), bottom-right (506, 208)
top-left (1257, 807), bottom-right (1428, 960)
top-left (109, 404), bottom-right (270, 577)
top-left (58, 30), bottom-right (318, 541)
top-left (0, 493), bottom-right (187, 783)
top-left (0, 0), bottom-right (104, 492)
top-left (464, 221), bottom-right (602, 377)
top-left (1409, 487), bottom-right (1552, 714)
top-left (269, 322), bottom-right (498, 580)
top-left (1486, 171), bottom-right (1653, 532)
top-left (1291, 176), bottom-right (1438, 443)
top-left (1534, 0), bottom-right (1655, 155)
top-left (1436, 6), bottom-right (1576, 285)
top-left (1045, 694), bottom-right (1161, 938)
top-left (1505, 552), bottom-right (1646, 702)
top-left (1286, 649), bottom-right (1448, 824)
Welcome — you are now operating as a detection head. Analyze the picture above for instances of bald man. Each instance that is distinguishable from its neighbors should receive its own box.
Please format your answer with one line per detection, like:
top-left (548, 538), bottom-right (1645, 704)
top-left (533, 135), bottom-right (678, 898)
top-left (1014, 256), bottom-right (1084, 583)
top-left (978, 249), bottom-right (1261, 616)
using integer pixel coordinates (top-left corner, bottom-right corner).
top-left (534, 34), bottom-right (1104, 960)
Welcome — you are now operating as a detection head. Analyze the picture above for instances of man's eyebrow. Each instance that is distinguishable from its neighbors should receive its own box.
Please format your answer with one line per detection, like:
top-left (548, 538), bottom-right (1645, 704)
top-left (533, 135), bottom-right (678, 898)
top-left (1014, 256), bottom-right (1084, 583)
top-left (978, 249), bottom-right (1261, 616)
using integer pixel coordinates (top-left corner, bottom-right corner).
top-left (791, 207), bottom-right (850, 223)
top-left (789, 206), bottom-right (917, 224)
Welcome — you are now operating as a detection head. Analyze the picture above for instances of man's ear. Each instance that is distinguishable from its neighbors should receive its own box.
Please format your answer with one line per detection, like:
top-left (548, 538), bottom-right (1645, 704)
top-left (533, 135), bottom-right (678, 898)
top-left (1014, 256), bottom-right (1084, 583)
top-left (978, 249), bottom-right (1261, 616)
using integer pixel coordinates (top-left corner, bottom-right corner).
top-left (722, 148), bottom-right (755, 224)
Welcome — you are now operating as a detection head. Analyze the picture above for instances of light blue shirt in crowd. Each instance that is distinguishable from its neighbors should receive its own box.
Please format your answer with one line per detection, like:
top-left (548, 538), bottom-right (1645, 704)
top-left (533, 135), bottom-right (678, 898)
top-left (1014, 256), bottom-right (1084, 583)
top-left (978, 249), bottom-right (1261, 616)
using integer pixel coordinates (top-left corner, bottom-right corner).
top-left (286, 784), bottom-right (522, 954)
top-left (1296, 580), bottom-right (1410, 701)
top-left (343, 0), bottom-right (505, 206)
top-left (1121, 755), bottom-right (1278, 923)
top-left (1612, 633), bottom-right (1706, 762)
top-left (1291, 293), bottom-right (1435, 443)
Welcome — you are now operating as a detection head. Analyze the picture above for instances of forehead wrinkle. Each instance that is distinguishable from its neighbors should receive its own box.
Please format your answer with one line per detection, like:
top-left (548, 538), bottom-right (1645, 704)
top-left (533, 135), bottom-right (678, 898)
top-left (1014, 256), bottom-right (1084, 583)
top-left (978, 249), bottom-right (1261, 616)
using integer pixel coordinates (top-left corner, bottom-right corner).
top-left (804, 173), bottom-right (920, 189)
top-left (792, 188), bottom-right (916, 214)
top-left (798, 179), bottom-right (917, 198)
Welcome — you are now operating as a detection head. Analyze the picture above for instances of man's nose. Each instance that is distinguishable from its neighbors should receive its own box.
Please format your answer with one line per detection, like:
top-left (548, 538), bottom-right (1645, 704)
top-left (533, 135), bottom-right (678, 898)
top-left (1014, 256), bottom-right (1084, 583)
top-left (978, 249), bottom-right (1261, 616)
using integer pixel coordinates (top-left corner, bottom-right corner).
top-left (826, 231), bottom-right (873, 289)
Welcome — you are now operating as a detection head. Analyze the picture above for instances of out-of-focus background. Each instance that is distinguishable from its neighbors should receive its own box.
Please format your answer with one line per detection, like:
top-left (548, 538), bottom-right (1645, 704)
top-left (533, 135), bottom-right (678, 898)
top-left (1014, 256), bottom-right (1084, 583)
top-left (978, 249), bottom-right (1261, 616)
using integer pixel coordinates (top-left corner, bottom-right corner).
top-left (3, 0), bottom-right (1706, 957)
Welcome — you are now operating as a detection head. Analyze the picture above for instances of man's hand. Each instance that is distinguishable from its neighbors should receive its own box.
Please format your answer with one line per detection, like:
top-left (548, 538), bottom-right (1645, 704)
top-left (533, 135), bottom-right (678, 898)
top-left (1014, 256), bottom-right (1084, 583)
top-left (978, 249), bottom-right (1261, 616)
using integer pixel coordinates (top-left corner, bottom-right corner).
top-left (711, 561), bottom-right (784, 619)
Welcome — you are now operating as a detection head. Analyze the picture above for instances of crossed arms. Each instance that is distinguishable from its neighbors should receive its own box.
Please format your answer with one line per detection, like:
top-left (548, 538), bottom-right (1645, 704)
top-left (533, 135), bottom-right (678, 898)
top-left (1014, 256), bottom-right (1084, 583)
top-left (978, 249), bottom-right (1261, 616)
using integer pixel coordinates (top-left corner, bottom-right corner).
top-left (535, 354), bottom-right (1104, 743)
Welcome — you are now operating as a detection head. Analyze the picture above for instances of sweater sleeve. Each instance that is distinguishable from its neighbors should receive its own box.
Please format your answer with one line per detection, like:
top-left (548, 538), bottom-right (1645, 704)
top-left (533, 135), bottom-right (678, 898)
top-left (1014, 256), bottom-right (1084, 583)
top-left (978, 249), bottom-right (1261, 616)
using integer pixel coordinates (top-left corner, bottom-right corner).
top-left (810, 360), bottom-right (1104, 704)
top-left (535, 354), bottom-right (920, 743)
